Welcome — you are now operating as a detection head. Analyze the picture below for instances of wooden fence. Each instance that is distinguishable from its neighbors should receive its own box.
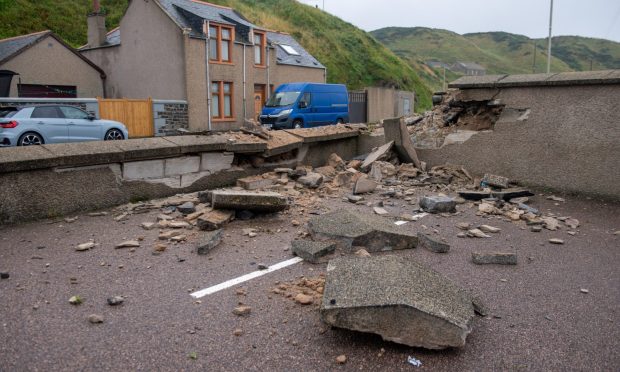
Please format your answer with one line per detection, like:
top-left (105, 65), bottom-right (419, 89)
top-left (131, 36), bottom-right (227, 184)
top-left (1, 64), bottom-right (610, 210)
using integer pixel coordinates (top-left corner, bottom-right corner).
top-left (97, 98), bottom-right (154, 138)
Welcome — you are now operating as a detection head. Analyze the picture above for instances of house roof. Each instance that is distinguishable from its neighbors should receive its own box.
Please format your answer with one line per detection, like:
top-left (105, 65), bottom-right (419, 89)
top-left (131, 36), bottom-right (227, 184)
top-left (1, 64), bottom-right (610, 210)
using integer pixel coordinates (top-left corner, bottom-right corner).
top-left (455, 61), bottom-right (485, 71)
top-left (267, 31), bottom-right (325, 69)
top-left (0, 30), bottom-right (106, 77)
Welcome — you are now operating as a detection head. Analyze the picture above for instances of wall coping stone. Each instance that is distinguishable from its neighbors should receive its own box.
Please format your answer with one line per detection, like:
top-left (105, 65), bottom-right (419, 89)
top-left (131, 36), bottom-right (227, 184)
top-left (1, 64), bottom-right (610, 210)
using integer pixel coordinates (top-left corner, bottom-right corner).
top-left (284, 125), bottom-right (360, 143)
top-left (449, 69), bottom-right (620, 89)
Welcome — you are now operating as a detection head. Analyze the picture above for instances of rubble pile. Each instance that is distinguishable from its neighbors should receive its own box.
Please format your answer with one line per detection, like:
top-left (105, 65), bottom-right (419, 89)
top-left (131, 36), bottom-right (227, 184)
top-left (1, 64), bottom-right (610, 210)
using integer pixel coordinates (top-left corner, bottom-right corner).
top-left (271, 275), bottom-right (326, 306)
top-left (405, 90), bottom-right (504, 149)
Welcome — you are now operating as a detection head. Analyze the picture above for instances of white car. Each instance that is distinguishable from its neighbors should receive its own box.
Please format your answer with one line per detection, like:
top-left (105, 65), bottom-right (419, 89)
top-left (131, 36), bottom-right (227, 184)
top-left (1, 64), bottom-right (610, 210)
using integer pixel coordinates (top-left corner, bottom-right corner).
top-left (0, 105), bottom-right (129, 146)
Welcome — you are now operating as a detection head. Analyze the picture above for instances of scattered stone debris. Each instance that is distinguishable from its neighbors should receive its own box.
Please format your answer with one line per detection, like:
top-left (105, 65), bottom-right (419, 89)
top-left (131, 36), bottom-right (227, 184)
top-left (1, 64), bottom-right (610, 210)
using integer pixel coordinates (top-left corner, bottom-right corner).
top-left (197, 210), bottom-right (235, 231)
top-left (69, 295), bottom-right (83, 305)
top-left (309, 209), bottom-right (417, 252)
top-left (547, 195), bottom-right (566, 202)
top-left (107, 296), bottom-right (124, 306)
top-left (232, 305), bottom-right (252, 316)
top-left (76, 241), bottom-right (96, 251)
top-left (580, 288), bottom-right (589, 294)
top-left (360, 141), bottom-right (394, 171)
top-left (88, 314), bottom-right (104, 324)
top-left (177, 202), bottom-right (196, 215)
top-left (354, 249), bottom-right (371, 258)
top-left (294, 293), bottom-right (314, 305)
top-left (335, 355), bottom-right (347, 364)
top-left (141, 222), bottom-right (156, 230)
top-left (64, 216), bottom-right (78, 223)
top-left (467, 229), bottom-right (491, 238)
top-left (419, 196), bottom-right (456, 213)
top-left (373, 206), bottom-right (389, 216)
top-left (472, 252), bottom-right (517, 265)
top-left (479, 225), bottom-right (501, 233)
top-left (321, 256), bottom-right (479, 349)
top-left (417, 233), bottom-right (450, 253)
top-left (233, 328), bottom-right (243, 336)
top-left (298, 172), bottom-right (324, 189)
top-left (549, 238), bottom-right (565, 245)
top-left (197, 230), bottom-right (223, 255)
top-left (0, 272), bottom-right (9, 279)
top-left (209, 190), bottom-right (289, 212)
top-left (115, 240), bottom-right (140, 249)
top-left (482, 174), bottom-right (509, 188)
top-left (291, 240), bottom-right (336, 263)
top-left (272, 275), bottom-right (325, 306)
top-left (353, 176), bottom-right (377, 194)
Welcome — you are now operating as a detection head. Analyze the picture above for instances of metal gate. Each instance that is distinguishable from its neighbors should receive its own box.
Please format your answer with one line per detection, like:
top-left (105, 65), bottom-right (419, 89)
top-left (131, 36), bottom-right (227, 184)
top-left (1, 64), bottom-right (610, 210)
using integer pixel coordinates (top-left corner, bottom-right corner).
top-left (348, 91), bottom-right (367, 124)
top-left (98, 97), bottom-right (154, 138)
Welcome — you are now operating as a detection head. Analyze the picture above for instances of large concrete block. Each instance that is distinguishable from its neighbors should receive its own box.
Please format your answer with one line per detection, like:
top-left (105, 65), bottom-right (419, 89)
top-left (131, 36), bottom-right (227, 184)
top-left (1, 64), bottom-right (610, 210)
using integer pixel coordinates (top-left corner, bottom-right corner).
top-left (123, 159), bottom-right (165, 180)
top-left (320, 255), bottom-right (477, 349)
top-left (210, 190), bottom-right (289, 212)
top-left (308, 209), bottom-right (417, 252)
top-left (201, 152), bottom-right (234, 173)
top-left (164, 156), bottom-right (200, 176)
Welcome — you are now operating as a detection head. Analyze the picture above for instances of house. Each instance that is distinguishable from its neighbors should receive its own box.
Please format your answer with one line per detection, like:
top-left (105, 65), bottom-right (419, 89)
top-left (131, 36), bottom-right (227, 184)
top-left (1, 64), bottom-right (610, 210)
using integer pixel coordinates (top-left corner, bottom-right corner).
top-left (451, 61), bottom-right (486, 76)
top-left (80, 0), bottom-right (326, 131)
top-left (0, 30), bottom-right (105, 98)
top-left (425, 60), bottom-right (450, 70)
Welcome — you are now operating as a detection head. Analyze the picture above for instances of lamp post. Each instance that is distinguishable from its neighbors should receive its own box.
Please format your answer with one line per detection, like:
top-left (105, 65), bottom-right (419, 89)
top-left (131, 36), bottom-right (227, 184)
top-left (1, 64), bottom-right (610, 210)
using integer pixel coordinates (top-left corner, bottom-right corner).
top-left (547, 0), bottom-right (554, 73)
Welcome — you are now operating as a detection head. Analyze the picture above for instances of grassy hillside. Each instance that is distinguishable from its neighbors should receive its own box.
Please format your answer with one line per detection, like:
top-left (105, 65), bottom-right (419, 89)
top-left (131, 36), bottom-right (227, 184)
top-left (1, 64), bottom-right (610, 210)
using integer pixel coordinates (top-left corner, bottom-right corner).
top-left (0, 0), bottom-right (432, 111)
top-left (372, 27), bottom-right (620, 91)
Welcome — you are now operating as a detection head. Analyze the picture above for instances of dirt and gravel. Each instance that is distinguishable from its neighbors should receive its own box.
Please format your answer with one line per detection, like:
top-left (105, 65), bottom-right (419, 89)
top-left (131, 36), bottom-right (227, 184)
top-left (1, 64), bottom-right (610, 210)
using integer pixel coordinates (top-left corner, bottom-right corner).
top-left (1, 180), bottom-right (618, 370)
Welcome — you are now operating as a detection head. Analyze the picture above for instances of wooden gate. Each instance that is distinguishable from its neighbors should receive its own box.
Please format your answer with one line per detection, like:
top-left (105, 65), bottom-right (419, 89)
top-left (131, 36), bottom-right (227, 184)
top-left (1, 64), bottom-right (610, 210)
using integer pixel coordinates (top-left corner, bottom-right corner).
top-left (97, 98), bottom-right (154, 138)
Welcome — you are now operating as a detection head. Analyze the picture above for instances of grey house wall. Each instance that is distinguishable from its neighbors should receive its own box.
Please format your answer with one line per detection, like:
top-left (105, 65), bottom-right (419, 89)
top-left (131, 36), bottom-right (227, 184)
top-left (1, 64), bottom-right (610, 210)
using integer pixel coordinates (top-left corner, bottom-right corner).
top-left (1, 35), bottom-right (104, 98)
top-left (80, 0), bottom-right (187, 101)
top-left (366, 87), bottom-right (416, 123)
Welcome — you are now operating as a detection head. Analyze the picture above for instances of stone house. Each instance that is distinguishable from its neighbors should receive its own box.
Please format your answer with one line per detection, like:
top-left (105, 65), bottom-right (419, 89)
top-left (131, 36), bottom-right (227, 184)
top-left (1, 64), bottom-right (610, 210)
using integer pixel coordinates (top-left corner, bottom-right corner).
top-left (80, 0), bottom-right (326, 131)
top-left (451, 61), bottom-right (486, 76)
top-left (0, 30), bottom-right (105, 98)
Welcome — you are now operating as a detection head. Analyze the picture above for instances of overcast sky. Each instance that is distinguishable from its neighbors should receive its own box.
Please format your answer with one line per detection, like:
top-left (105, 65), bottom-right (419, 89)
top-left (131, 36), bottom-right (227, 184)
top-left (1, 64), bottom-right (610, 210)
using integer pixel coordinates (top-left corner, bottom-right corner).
top-left (298, 0), bottom-right (620, 42)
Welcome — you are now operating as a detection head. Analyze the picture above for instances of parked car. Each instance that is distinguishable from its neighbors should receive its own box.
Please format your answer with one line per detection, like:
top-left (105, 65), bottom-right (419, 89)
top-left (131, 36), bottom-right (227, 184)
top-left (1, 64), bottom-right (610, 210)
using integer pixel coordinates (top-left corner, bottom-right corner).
top-left (0, 105), bottom-right (129, 146)
top-left (259, 83), bottom-right (349, 129)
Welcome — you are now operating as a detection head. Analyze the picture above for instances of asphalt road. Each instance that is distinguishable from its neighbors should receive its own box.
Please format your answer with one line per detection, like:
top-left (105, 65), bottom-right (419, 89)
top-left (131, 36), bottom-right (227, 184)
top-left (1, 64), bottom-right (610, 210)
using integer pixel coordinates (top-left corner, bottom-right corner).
top-left (0, 191), bottom-right (618, 371)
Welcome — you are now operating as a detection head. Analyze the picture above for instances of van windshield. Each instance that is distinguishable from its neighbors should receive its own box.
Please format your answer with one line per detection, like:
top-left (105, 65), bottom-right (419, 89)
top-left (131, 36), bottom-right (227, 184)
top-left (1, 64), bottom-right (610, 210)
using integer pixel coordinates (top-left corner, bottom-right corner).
top-left (265, 91), bottom-right (300, 107)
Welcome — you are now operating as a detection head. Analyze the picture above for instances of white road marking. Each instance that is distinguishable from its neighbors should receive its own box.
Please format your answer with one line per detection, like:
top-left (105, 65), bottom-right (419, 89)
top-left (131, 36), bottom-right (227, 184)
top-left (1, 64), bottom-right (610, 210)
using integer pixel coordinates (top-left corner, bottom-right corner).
top-left (190, 257), bottom-right (304, 299)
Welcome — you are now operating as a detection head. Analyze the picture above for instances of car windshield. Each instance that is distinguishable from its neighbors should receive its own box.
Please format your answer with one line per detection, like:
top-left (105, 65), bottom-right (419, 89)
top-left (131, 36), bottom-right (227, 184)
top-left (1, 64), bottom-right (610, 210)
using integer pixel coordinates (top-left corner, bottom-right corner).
top-left (265, 91), bottom-right (300, 107)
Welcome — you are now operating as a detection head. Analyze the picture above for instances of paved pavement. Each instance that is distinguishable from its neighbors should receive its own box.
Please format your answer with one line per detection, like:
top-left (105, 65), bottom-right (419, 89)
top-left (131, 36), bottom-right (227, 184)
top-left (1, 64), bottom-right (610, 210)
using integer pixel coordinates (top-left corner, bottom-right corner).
top-left (0, 192), bottom-right (618, 371)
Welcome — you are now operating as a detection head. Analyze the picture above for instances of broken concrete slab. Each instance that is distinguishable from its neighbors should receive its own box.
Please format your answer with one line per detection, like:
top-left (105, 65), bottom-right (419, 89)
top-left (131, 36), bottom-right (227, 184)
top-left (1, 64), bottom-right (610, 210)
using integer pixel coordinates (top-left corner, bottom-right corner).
top-left (353, 176), bottom-right (377, 194)
top-left (417, 233), bottom-right (450, 253)
top-left (360, 141), bottom-right (394, 171)
top-left (209, 190), bottom-right (289, 212)
top-left (308, 209), bottom-right (417, 252)
top-left (237, 175), bottom-right (274, 190)
top-left (320, 255), bottom-right (477, 349)
top-left (482, 174), bottom-right (509, 188)
top-left (419, 196), bottom-right (457, 213)
top-left (383, 117), bottom-right (422, 168)
top-left (196, 229), bottom-right (223, 255)
top-left (291, 240), bottom-right (336, 263)
top-left (472, 252), bottom-right (517, 265)
top-left (197, 210), bottom-right (234, 231)
top-left (298, 172), bottom-right (324, 189)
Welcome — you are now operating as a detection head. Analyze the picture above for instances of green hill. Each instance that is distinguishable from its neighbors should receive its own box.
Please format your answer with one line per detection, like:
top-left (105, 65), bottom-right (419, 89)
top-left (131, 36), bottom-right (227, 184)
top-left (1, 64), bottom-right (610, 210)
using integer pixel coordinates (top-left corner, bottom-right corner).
top-left (0, 0), bottom-right (432, 111)
top-left (371, 27), bottom-right (620, 91)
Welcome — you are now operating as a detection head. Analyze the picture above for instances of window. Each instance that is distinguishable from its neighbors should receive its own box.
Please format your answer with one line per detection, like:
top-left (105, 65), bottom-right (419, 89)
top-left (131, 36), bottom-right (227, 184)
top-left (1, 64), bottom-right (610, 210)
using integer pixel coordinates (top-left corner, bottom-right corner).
top-left (279, 44), bottom-right (300, 56)
top-left (254, 31), bottom-right (266, 66)
top-left (299, 92), bottom-right (311, 108)
top-left (211, 81), bottom-right (234, 120)
top-left (59, 106), bottom-right (89, 120)
top-left (31, 106), bottom-right (62, 119)
top-left (208, 24), bottom-right (234, 63)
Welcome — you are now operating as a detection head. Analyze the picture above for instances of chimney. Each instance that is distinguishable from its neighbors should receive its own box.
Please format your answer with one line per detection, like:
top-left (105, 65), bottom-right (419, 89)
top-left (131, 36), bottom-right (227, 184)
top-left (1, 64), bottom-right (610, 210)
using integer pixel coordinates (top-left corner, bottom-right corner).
top-left (87, 0), bottom-right (107, 47)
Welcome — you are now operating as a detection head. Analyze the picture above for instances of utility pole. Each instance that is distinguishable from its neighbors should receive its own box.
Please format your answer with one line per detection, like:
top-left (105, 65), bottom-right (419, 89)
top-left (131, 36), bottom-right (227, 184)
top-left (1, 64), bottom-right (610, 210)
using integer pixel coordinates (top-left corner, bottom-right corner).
top-left (547, 0), bottom-right (553, 73)
top-left (533, 40), bottom-right (537, 73)
top-left (322, 0), bottom-right (325, 11)
top-left (442, 66), bottom-right (446, 92)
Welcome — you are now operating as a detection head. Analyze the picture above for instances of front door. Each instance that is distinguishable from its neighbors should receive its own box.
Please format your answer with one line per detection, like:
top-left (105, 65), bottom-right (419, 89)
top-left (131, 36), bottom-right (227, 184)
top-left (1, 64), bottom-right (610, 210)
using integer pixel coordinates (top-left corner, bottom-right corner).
top-left (253, 85), bottom-right (265, 122)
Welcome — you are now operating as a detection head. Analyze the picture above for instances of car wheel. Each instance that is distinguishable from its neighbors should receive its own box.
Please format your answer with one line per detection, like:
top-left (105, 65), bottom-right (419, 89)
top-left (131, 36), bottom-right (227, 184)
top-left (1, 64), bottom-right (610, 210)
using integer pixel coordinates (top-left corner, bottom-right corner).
top-left (18, 132), bottom-right (43, 146)
top-left (105, 129), bottom-right (124, 141)
top-left (336, 118), bottom-right (344, 124)
top-left (293, 120), bottom-right (303, 129)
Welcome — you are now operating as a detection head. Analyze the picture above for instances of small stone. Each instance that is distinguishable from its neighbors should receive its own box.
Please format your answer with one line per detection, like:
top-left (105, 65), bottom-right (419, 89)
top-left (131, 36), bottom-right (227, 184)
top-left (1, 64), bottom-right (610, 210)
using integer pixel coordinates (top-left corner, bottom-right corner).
top-left (472, 252), bottom-right (517, 265)
top-left (76, 242), bottom-right (96, 251)
top-left (549, 238), bottom-right (565, 245)
top-left (197, 210), bottom-right (235, 231)
top-left (546, 195), bottom-right (565, 202)
top-left (482, 173), bottom-right (509, 188)
top-left (298, 172), bottom-right (324, 189)
top-left (64, 216), bottom-right (78, 223)
top-left (457, 232), bottom-right (467, 238)
top-left (69, 295), bottom-right (83, 305)
top-left (291, 240), bottom-right (336, 264)
top-left (114, 213), bottom-right (128, 222)
top-left (233, 305), bottom-right (252, 316)
top-left (88, 314), bottom-right (104, 324)
top-left (354, 249), bottom-right (371, 258)
top-left (417, 233), bottom-right (450, 253)
top-left (141, 222), bottom-right (155, 230)
top-left (258, 264), bottom-right (268, 270)
top-left (467, 229), bottom-right (491, 238)
top-left (115, 240), bottom-right (140, 249)
top-left (580, 288), bottom-right (589, 294)
top-left (479, 225), bottom-right (501, 233)
top-left (353, 176), bottom-right (378, 194)
top-left (171, 235), bottom-right (187, 242)
top-left (335, 355), bottom-right (347, 364)
top-left (291, 220), bottom-right (300, 226)
top-left (294, 293), bottom-right (314, 305)
top-left (233, 328), bottom-right (243, 336)
top-left (196, 230), bottom-right (223, 255)
top-left (456, 222), bottom-right (471, 230)
top-left (373, 207), bottom-right (389, 216)
top-left (565, 218), bottom-right (580, 229)
top-left (159, 230), bottom-right (183, 240)
top-left (346, 194), bottom-right (363, 203)
top-left (157, 214), bottom-right (173, 221)
top-left (0, 272), bottom-right (9, 279)
top-left (419, 196), bottom-right (456, 214)
top-left (154, 243), bottom-right (167, 252)
top-left (531, 226), bottom-right (542, 232)
top-left (107, 296), bottom-right (124, 306)
top-left (177, 202), bottom-right (196, 215)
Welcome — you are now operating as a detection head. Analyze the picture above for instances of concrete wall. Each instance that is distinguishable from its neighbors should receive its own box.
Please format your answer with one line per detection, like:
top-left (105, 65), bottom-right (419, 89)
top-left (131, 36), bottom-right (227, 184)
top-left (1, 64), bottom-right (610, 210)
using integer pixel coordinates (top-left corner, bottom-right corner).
top-left (419, 79), bottom-right (620, 199)
top-left (1, 35), bottom-right (103, 98)
top-left (366, 87), bottom-right (416, 123)
top-left (80, 0), bottom-right (186, 100)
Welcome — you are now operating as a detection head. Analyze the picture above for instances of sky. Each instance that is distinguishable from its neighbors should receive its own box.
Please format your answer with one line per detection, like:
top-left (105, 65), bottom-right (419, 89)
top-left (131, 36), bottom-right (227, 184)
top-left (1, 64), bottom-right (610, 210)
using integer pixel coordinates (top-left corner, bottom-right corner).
top-left (297, 0), bottom-right (620, 42)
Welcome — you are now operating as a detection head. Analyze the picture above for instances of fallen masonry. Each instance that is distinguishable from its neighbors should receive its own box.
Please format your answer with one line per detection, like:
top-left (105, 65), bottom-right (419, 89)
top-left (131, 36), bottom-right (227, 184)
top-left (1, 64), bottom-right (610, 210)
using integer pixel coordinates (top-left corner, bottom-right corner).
top-left (417, 232), bottom-right (450, 253)
top-left (308, 209), bottom-right (417, 252)
top-left (197, 210), bottom-right (234, 231)
top-left (209, 190), bottom-right (289, 212)
top-left (291, 240), bottom-right (336, 263)
top-left (196, 229), bottom-right (223, 255)
top-left (419, 196), bottom-right (457, 214)
top-left (320, 255), bottom-right (479, 349)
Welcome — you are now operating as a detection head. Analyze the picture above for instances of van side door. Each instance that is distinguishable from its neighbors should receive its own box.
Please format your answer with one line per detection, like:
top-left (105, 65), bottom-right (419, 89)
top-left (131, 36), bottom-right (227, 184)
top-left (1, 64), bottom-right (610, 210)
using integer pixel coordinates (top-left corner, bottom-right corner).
top-left (297, 92), bottom-right (315, 127)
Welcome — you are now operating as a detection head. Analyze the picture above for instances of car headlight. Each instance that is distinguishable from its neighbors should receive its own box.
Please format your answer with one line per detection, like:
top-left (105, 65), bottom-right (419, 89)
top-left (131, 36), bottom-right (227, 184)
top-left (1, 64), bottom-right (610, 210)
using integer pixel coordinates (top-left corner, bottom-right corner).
top-left (278, 109), bottom-right (292, 116)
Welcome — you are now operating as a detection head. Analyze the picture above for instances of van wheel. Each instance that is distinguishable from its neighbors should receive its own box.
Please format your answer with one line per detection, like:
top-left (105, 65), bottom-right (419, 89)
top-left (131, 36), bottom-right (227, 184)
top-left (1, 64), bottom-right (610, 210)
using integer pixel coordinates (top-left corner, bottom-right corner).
top-left (336, 118), bottom-right (344, 124)
top-left (293, 120), bottom-right (303, 129)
